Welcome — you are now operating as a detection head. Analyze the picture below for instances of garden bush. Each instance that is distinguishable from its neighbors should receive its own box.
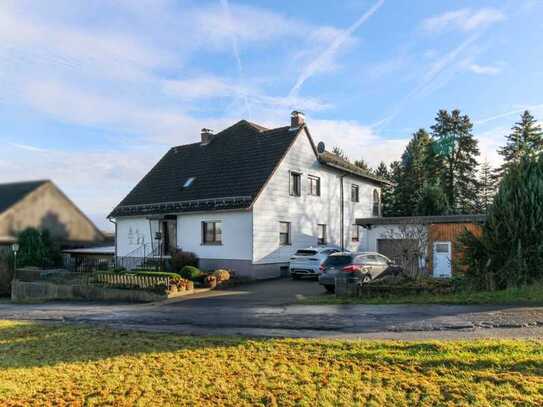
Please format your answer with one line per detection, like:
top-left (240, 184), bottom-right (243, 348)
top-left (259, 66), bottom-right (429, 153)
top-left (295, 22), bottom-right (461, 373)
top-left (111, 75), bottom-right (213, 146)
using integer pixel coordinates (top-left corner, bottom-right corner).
top-left (0, 252), bottom-right (12, 296)
top-left (212, 269), bottom-right (231, 282)
top-left (179, 265), bottom-right (203, 281)
top-left (171, 251), bottom-right (199, 273)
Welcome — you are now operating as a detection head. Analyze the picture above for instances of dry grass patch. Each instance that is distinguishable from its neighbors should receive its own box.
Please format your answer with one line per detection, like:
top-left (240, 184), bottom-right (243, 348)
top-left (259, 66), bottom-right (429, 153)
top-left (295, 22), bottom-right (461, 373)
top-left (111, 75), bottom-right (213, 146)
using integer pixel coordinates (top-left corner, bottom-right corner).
top-left (0, 320), bottom-right (542, 406)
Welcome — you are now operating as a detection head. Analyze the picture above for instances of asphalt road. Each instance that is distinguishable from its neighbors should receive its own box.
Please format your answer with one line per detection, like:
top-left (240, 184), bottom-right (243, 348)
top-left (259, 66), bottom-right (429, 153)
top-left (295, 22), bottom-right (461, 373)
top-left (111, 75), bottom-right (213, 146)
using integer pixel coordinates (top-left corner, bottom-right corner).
top-left (3, 279), bottom-right (543, 339)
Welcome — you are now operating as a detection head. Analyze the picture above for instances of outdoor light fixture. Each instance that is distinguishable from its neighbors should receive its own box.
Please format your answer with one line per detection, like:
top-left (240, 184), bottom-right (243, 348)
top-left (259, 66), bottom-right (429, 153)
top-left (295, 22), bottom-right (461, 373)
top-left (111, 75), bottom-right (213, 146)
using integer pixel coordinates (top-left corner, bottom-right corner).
top-left (11, 243), bottom-right (19, 274)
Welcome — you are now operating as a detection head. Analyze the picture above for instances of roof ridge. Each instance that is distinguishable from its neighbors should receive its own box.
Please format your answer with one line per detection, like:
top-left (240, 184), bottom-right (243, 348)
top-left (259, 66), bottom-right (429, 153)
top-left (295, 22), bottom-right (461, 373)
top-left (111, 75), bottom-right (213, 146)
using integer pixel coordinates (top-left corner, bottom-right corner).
top-left (0, 179), bottom-right (49, 187)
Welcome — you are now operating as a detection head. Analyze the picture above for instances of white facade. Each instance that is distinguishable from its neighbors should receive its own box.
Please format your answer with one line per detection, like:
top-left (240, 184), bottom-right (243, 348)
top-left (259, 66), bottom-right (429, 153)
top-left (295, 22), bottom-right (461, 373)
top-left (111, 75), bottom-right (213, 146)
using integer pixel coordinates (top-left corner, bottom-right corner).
top-left (252, 128), bottom-right (377, 265)
top-left (114, 127), bottom-right (381, 278)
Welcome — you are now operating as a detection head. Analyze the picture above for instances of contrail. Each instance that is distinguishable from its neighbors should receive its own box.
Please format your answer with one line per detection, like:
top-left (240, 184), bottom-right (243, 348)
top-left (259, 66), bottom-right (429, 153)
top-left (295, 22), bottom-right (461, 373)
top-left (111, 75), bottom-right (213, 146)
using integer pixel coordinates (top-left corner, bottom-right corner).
top-left (220, 0), bottom-right (251, 118)
top-left (475, 104), bottom-right (543, 125)
top-left (288, 0), bottom-right (385, 99)
top-left (372, 33), bottom-right (480, 129)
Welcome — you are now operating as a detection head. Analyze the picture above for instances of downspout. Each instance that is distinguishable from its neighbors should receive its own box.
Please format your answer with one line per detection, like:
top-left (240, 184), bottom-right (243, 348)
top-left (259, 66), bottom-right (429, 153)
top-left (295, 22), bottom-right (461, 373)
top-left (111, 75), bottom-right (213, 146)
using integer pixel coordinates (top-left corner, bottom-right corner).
top-left (108, 217), bottom-right (117, 267)
top-left (340, 173), bottom-right (347, 251)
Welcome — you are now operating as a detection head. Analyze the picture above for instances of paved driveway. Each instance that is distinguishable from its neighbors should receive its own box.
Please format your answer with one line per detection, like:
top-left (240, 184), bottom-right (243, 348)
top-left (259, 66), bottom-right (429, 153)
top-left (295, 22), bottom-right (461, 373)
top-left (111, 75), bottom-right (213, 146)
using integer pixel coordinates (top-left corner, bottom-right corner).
top-left (2, 279), bottom-right (543, 339)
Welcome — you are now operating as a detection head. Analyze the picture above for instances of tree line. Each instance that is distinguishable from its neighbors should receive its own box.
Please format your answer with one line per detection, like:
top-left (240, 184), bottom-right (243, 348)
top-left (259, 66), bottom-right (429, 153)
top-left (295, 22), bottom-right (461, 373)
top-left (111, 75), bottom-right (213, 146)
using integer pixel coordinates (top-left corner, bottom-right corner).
top-left (334, 109), bottom-right (543, 216)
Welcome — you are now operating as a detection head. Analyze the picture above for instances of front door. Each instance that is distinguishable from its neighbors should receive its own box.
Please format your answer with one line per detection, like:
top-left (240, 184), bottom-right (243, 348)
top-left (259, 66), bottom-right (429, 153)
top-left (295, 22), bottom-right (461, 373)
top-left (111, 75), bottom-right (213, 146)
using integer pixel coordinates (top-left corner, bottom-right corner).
top-left (433, 241), bottom-right (452, 278)
top-left (161, 218), bottom-right (177, 256)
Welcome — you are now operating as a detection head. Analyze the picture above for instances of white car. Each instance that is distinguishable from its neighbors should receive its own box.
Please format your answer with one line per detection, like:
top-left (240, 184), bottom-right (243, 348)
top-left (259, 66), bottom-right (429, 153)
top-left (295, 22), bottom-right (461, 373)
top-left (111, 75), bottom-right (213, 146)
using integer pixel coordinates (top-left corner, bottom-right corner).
top-left (289, 247), bottom-right (341, 279)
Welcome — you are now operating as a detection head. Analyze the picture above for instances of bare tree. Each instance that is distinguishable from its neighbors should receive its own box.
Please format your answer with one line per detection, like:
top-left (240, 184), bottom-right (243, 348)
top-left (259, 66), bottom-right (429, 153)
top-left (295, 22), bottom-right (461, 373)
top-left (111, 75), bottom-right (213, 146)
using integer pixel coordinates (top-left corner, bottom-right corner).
top-left (379, 220), bottom-right (429, 279)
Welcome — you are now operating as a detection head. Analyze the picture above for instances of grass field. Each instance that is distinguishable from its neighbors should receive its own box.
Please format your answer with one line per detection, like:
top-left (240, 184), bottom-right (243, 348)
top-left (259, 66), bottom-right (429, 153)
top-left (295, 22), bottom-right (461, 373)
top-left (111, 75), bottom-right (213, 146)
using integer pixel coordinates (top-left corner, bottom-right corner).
top-left (0, 321), bottom-right (542, 406)
top-left (300, 284), bottom-right (543, 306)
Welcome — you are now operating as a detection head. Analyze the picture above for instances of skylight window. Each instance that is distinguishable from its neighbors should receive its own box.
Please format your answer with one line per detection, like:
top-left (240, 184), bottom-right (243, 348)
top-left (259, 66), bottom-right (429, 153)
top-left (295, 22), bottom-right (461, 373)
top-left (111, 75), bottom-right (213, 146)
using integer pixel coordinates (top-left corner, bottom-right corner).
top-left (183, 177), bottom-right (195, 188)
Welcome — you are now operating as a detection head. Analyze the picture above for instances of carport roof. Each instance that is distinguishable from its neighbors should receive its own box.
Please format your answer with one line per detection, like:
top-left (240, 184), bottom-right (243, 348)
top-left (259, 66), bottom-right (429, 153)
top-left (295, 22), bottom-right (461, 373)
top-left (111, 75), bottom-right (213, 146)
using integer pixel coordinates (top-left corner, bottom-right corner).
top-left (356, 214), bottom-right (487, 227)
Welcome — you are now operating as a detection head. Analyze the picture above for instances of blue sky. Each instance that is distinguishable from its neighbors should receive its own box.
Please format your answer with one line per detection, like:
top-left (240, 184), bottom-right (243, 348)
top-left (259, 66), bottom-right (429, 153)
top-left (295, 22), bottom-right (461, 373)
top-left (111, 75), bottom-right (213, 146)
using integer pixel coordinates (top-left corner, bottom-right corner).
top-left (1, 0), bottom-right (542, 230)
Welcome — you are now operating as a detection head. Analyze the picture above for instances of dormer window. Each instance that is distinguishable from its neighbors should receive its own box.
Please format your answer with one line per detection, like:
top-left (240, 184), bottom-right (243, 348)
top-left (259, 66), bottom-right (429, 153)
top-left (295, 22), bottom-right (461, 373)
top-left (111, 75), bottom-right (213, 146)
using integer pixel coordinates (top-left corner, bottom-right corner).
top-left (183, 177), bottom-right (195, 188)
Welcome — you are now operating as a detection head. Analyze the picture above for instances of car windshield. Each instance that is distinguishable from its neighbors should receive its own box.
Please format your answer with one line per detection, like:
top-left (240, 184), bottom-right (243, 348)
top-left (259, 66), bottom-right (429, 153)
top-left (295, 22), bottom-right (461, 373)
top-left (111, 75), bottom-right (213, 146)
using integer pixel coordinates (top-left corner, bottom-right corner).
top-left (295, 250), bottom-right (318, 256)
top-left (323, 255), bottom-right (352, 267)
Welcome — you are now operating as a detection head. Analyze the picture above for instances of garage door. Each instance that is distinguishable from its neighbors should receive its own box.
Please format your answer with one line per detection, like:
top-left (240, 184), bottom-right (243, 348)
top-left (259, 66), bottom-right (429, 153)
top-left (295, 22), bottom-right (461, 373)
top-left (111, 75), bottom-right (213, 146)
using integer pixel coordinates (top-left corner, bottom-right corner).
top-left (377, 239), bottom-right (419, 275)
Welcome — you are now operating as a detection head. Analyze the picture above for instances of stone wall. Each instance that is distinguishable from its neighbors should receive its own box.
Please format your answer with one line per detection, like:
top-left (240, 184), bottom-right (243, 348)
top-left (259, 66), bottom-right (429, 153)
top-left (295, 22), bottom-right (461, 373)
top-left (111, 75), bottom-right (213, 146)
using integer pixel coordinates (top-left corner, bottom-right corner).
top-left (11, 280), bottom-right (172, 303)
top-left (11, 268), bottom-right (193, 303)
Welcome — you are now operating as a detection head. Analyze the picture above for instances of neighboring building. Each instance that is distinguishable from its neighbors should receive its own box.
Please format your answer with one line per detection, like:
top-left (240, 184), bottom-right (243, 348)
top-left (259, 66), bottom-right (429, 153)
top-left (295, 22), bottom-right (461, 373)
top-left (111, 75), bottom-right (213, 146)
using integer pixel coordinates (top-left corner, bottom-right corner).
top-left (63, 246), bottom-right (115, 272)
top-left (0, 180), bottom-right (106, 248)
top-left (110, 111), bottom-right (388, 279)
top-left (356, 215), bottom-right (486, 278)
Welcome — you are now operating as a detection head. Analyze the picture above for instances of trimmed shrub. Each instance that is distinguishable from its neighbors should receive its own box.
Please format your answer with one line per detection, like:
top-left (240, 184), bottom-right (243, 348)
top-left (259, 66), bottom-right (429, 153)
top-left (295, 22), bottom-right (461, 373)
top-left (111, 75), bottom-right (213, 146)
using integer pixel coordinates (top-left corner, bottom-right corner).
top-left (180, 265), bottom-right (203, 281)
top-left (171, 251), bottom-right (199, 273)
top-left (213, 269), bottom-right (231, 282)
top-left (0, 252), bottom-right (12, 296)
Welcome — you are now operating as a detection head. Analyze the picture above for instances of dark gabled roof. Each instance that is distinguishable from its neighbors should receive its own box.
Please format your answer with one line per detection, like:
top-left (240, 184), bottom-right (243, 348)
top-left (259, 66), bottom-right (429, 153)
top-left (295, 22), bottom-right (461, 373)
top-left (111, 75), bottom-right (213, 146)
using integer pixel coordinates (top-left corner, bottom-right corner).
top-left (318, 151), bottom-right (391, 185)
top-left (356, 214), bottom-right (487, 227)
top-left (110, 120), bottom-right (300, 217)
top-left (0, 180), bottom-right (49, 214)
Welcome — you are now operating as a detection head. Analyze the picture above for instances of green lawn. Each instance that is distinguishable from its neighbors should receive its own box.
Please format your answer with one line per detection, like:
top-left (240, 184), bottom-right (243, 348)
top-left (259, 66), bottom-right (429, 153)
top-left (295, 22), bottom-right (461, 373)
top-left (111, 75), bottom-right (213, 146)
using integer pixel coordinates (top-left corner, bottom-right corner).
top-left (300, 284), bottom-right (543, 305)
top-left (0, 321), bottom-right (543, 405)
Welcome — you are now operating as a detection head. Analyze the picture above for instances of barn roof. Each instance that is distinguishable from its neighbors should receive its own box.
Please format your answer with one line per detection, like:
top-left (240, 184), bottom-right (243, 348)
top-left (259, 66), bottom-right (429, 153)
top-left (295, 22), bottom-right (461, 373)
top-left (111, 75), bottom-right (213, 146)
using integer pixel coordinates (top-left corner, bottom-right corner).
top-left (0, 180), bottom-right (49, 214)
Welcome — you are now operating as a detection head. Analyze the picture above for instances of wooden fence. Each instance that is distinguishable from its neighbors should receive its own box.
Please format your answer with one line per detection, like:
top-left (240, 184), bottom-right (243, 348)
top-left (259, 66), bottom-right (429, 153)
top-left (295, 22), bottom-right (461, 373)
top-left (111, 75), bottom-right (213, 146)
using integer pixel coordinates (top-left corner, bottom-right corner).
top-left (91, 273), bottom-right (171, 290)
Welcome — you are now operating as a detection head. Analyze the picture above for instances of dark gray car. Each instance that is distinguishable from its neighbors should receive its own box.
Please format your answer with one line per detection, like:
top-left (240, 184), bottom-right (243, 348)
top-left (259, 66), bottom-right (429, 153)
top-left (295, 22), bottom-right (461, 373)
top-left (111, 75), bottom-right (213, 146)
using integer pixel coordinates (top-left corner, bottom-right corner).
top-left (318, 252), bottom-right (395, 293)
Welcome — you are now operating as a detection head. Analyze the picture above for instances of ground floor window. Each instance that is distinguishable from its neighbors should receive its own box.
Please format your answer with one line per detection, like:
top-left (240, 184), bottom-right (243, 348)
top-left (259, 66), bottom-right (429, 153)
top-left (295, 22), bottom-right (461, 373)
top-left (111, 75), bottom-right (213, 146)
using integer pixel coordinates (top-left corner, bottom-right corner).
top-left (352, 224), bottom-right (360, 242)
top-left (317, 224), bottom-right (327, 245)
top-left (202, 221), bottom-right (222, 245)
top-left (279, 222), bottom-right (291, 246)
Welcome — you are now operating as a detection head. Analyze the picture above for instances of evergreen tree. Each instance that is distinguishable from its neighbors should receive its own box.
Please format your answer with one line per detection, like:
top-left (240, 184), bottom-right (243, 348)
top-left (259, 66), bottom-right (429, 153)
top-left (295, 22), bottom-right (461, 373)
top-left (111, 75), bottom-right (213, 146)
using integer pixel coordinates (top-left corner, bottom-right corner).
top-left (430, 109), bottom-right (480, 213)
top-left (373, 161), bottom-right (389, 178)
top-left (462, 155), bottom-right (543, 289)
top-left (354, 158), bottom-right (371, 172)
top-left (332, 146), bottom-right (349, 161)
top-left (383, 161), bottom-right (403, 216)
top-left (497, 110), bottom-right (543, 176)
top-left (395, 129), bottom-right (432, 216)
top-left (475, 159), bottom-right (497, 213)
top-left (373, 161), bottom-right (391, 216)
top-left (415, 182), bottom-right (450, 216)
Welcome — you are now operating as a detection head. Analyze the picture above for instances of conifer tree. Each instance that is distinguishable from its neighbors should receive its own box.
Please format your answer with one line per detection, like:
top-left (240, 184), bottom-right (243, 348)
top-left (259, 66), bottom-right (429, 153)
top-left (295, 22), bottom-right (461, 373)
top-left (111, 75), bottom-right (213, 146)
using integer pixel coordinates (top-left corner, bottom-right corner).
top-left (497, 110), bottom-right (543, 176)
top-left (395, 129), bottom-right (432, 216)
top-left (430, 109), bottom-right (480, 213)
top-left (354, 158), bottom-right (371, 172)
top-left (332, 146), bottom-right (349, 161)
top-left (475, 159), bottom-right (497, 213)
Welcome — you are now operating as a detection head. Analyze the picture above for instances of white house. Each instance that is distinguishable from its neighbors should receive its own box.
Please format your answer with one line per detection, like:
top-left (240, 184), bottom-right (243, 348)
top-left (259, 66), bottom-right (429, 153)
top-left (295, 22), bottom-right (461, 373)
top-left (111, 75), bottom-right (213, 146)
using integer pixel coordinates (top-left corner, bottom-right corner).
top-left (109, 112), bottom-right (388, 279)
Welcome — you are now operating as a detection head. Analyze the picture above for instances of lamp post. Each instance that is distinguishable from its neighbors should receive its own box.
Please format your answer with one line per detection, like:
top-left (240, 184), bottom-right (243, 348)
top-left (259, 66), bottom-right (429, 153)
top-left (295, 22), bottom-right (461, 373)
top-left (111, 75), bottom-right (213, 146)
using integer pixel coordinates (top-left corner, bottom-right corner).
top-left (11, 243), bottom-right (19, 278)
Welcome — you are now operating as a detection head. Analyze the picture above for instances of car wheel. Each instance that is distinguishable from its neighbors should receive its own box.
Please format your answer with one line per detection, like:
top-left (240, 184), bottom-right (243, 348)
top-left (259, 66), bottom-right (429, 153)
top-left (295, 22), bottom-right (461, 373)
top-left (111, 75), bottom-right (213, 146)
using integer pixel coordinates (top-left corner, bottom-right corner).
top-left (291, 274), bottom-right (300, 280)
top-left (324, 285), bottom-right (335, 293)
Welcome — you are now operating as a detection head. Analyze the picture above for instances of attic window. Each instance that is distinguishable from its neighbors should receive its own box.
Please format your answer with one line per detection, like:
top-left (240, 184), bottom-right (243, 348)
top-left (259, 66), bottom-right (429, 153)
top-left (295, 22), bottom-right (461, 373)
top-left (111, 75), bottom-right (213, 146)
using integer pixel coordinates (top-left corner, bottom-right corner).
top-left (183, 177), bottom-right (195, 188)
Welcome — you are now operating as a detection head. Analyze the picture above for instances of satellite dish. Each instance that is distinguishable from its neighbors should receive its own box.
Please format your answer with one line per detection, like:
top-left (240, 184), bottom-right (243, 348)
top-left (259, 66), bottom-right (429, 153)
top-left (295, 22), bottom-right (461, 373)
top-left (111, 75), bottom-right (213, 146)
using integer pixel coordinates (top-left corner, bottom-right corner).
top-left (317, 141), bottom-right (326, 154)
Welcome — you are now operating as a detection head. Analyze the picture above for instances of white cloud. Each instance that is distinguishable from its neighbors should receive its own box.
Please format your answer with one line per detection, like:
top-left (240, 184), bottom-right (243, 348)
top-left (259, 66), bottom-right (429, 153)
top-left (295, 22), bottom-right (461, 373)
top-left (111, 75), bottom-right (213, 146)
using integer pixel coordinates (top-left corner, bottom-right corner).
top-left (0, 143), bottom-right (167, 231)
top-left (466, 63), bottom-right (501, 75)
top-left (422, 8), bottom-right (505, 33)
top-left (308, 118), bottom-right (408, 167)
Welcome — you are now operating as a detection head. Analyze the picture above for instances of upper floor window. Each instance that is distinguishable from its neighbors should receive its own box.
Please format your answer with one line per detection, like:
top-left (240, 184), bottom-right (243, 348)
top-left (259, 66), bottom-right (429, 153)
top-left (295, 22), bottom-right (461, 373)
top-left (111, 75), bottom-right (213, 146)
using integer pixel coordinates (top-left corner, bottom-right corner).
top-left (352, 224), bottom-right (360, 242)
top-left (351, 184), bottom-right (359, 202)
top-left (372, 189), bottom-right (380, 216)
top-left (289, 172), bottom-right (301, 197)
top-left (279, 222), bottom-right (291, 246)
top-left (317, 224), bottom-right (327, 245)
top-left (202, 221), bottom-right (222, 245)
top-left (308, 175), bottom-right (321, 196)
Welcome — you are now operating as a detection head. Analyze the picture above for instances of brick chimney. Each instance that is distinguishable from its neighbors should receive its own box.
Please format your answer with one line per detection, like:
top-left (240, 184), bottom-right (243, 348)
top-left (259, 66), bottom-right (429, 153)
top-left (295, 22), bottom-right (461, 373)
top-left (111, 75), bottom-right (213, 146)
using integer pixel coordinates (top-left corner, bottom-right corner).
top-left (290, 110), bottom-right (305, 129)
top-left (201, 128), bottom-right (214, 145)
